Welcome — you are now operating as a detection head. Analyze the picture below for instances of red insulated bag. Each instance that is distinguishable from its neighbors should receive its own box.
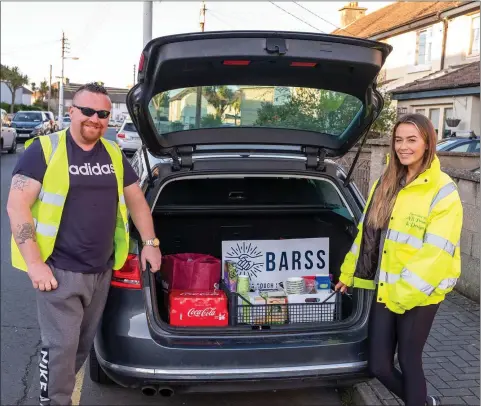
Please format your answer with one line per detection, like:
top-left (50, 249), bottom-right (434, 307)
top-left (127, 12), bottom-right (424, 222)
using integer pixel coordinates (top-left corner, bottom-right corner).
top-left (161, 253), bottom-right (221, 292)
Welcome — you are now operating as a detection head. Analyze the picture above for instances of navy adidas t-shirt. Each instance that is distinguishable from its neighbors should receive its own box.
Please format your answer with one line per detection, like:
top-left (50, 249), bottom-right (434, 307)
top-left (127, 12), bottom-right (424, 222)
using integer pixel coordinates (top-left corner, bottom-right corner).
top-left (12, 130), bottom-right (139, 273)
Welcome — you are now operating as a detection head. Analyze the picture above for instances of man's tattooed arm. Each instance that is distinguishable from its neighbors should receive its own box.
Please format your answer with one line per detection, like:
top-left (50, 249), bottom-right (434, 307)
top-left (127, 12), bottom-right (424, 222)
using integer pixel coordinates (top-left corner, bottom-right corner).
top-left (11, 175), bottom-right (31, 191)
top-left (7, 173), bottom-right (43, 266)
top-left (16, 223), bottom-right (37, 244)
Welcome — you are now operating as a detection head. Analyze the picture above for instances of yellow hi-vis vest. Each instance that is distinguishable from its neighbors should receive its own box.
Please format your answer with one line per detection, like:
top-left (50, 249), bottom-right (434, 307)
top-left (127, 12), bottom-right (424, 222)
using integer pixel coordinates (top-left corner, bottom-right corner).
top-left (339, 155), bottom-right (463, 314)
top-left (11, 130), bottom-right (129, 271)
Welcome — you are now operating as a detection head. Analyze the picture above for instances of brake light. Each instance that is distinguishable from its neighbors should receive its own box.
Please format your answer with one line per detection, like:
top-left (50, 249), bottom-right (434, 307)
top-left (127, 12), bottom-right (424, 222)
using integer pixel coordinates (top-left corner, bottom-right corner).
top-left (223, 60), bottom-right (251, 66)
top-left (138, 53), bottom-right (145, 72)
top-left (117, 132), bottom-right (126, 138)
top-left (111, 254), bottom-right (141, 289)
top-left (290, 62), bottom-right (317, 67)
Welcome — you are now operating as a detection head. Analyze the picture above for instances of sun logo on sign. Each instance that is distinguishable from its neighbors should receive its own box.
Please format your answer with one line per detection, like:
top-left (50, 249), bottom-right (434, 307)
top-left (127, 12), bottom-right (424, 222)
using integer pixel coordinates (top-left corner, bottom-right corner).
top-left (226, 242), bottom-right (264, 278)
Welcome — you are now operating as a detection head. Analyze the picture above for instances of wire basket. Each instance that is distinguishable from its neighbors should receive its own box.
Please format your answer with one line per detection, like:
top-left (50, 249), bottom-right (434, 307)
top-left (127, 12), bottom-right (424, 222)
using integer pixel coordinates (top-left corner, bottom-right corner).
top-left (221, 282), bottom-right (345, 326)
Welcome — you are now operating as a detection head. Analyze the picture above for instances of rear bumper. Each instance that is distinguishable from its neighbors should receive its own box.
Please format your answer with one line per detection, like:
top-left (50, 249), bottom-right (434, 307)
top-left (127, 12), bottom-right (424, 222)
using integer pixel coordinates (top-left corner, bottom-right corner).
top-left (118, 139), bottom-right (141, 152)
top-left (96, 350), bottom-right (369, 390)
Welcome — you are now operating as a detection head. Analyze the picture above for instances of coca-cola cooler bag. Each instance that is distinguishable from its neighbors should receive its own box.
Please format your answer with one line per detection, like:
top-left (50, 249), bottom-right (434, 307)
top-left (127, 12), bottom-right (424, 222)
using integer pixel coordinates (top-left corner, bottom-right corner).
top-left (169, 290), bottom-right (228, 327)
top-left (160, 253), bottom-right (221, 292)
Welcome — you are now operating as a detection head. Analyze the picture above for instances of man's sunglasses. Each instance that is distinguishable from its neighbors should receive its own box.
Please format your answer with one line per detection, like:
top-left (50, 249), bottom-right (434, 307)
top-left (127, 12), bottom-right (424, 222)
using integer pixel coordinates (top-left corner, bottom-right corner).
top-left (73, 104), bottom-right (110, 119)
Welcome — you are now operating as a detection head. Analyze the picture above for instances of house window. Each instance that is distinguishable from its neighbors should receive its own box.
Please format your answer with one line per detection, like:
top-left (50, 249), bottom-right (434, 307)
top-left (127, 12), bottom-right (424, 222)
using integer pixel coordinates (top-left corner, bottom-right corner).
top-left (397, 107), bottom-right (407, 118)
top-left (415, 108), bottom-right (426, 116)
top-left (416, 28), bottom-right (433, 65)
top-left (429, 108), bottom-right (440, 139)
top-left (470, 15), bottom-right (480, 55)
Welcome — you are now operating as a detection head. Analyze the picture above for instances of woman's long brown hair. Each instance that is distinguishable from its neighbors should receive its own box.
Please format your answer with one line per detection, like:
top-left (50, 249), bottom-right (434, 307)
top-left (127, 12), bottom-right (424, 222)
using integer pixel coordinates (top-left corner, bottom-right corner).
top-left (366, 113), bottom-right (438, 229)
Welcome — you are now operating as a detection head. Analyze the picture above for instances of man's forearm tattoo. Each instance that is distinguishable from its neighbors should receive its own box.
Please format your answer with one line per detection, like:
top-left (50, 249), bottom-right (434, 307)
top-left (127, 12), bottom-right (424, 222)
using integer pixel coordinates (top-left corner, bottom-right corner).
top-left (16, 223), bottom-right (36, 244)
top-left (12, 175), bottom-right (30, 191)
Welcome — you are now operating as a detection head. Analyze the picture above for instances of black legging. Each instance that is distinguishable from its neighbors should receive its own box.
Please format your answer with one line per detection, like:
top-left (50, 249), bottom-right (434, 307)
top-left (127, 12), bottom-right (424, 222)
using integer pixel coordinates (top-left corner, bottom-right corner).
top-left (368, 295), bottom-right (439, 406)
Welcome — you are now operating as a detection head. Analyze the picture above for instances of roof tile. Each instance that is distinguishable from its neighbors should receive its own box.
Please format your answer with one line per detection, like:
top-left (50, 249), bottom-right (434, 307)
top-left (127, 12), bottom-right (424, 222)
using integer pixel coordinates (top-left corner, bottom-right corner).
top-left (332, 1), bottom-right (464, 38)
top-left (391, 62), bottom-right (479, 93)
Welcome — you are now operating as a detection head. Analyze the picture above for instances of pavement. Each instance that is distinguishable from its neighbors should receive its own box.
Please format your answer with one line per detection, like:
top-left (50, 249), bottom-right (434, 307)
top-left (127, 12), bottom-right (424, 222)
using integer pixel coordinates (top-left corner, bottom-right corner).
top-left (0, 128), bottom-right (345, 406)
top-left (354, 291), bottom-right (480, 406)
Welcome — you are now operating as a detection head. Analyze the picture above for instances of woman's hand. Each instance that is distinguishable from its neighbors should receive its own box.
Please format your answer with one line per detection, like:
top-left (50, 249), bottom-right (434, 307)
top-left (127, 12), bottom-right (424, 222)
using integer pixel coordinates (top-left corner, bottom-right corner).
top-left (335, 281), bottom-right (348, 294)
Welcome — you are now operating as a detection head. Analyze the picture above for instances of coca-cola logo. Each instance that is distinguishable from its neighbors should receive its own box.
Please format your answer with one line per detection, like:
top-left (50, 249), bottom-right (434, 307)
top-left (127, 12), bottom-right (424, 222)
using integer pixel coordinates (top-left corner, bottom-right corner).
top-left (187, 307), bottom-right (217, 317)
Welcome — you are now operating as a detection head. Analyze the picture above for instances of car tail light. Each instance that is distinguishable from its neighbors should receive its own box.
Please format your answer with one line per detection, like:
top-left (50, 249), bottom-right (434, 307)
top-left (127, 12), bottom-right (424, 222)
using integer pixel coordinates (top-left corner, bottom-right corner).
top-left (111, 254), bottom-right (142, 289)
top-left (223, 60), bottom-right (251, 66)
top-left (290, 62), bottom-right (317, 67)
top-left (138, 53), bottom-right (145, 72)
top-left (117, 132), bottom-right (126, 139)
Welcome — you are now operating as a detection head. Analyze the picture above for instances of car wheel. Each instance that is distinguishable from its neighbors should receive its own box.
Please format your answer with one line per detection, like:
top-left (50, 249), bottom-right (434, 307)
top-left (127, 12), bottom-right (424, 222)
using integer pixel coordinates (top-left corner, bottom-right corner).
top-left (89, 346), bottom-right (113, 384)
top-left (8, 138), bottom-right (17, 154)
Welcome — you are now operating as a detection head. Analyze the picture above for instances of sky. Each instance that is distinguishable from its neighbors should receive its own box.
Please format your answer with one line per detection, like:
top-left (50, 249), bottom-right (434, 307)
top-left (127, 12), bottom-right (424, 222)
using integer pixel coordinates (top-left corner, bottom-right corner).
top-left (1, 1), bottom-right (393, 90)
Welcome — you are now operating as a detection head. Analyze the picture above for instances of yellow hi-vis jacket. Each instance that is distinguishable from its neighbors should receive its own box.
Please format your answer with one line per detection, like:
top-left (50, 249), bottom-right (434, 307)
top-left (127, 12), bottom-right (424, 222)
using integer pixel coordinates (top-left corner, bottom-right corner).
top-left (11, 130), bottom-right (130, 271)
top-left (339, 155), bottom-right (463, 314)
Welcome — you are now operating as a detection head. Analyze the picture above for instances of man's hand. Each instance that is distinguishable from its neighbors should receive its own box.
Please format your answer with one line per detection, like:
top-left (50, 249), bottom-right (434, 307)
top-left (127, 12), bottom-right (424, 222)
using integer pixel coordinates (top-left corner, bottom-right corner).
top-left (141, 246), bottom-right (162, 273)
top-left (28, 262), bottom-right (58, 291)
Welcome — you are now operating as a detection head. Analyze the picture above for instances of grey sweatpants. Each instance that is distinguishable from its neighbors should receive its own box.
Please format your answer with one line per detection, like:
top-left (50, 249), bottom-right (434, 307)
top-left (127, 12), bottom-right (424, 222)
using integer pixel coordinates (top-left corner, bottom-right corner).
top-left (36, 267), bottom-right (112, 406)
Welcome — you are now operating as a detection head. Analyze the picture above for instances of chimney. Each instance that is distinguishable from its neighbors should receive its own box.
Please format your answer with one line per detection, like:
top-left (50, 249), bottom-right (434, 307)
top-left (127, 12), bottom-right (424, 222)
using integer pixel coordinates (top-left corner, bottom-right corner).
top-left (339, 2), bottom-right (367, 28)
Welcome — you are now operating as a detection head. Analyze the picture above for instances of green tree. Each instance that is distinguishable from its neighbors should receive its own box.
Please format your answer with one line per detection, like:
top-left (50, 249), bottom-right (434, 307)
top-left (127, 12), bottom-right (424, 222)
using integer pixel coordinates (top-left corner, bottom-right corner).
top-left (203, 86), bottom-right (238, 119)
top-left (371, 86), bottom-right (397, 135)
top-left (31, 82), bottom-right (37, 93)
top-left (0, 65), bottom-right (29, 113)
top-left (201, 114), bottom-right (223, 128)
top-left (39, 80), bottom-right (49, 102)
top-left (254, 87), bottom-right (361, 135)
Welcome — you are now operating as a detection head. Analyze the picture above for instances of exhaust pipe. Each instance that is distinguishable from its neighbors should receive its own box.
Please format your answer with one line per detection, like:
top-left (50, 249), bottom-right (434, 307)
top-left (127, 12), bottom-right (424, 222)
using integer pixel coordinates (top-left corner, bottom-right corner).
top-left (140, 385), bottom-right (158, 396)
top-left (158, 387), bottom-right (175, 397)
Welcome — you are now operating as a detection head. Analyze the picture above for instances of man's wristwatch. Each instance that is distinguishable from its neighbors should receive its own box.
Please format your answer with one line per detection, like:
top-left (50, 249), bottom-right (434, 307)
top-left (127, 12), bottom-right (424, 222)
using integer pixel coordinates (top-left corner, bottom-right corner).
top-left (143, 237), bottom-right (160, 247)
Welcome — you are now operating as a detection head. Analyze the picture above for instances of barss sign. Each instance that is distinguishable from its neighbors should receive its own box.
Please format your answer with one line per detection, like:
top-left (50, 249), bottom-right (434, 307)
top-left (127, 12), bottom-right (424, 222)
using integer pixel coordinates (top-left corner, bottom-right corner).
top-left (221, 237), bottom-right (329, 290)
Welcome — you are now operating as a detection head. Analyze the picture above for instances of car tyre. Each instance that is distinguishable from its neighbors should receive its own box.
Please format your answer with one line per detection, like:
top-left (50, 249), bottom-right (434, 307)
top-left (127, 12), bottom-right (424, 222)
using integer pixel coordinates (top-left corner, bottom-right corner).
top-left (89, 346), bottom-right (113, 385)
top-left (8, 137), bottom-right (17, 154)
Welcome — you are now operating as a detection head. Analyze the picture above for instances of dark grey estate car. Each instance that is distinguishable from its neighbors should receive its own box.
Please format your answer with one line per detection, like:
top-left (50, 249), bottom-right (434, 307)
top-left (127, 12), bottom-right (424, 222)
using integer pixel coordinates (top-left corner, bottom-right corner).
top-left (90, 31), bottom-right (392, 397)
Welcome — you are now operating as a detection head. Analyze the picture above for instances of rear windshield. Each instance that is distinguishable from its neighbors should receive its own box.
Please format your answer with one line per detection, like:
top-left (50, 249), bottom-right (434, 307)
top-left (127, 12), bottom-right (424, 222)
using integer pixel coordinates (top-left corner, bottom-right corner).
top-left (123, 122), bottom-right (137, 132)
top-left (148, 85), bottom-right (362, 137)
top-left (13, 112), bottom-right (42, 122)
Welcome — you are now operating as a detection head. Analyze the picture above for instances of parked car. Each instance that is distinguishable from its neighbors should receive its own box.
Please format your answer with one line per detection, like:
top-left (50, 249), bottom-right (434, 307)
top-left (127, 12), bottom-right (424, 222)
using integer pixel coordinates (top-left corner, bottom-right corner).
top-left (1, 108), bottom-right (17, 154)
top-left (10, 111), bottom-right (50, 139)
top-left (90, 31), bottom-right (392, 397)
top-left (116, 117), bottom-right (141, 154)
top-left (42, 111), bottom-right (58, 133)
top-left (436, 136), bottom-right (480, 153)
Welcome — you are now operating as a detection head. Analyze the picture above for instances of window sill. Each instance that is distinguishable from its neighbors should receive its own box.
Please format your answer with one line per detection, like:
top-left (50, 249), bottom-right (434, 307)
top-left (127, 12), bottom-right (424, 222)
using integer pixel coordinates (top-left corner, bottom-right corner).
top-left (407, 64), bottom-right (432, 74)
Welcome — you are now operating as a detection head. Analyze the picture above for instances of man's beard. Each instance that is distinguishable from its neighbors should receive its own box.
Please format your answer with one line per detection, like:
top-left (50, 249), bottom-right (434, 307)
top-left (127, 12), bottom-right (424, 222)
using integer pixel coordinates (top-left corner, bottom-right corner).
top-left (80, 122), bottom-right (103, 142)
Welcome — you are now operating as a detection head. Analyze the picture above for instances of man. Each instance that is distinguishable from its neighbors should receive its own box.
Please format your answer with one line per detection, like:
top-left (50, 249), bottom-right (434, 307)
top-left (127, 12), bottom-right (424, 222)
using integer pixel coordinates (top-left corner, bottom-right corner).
top-left (6, 82), bottom-right (162, 405)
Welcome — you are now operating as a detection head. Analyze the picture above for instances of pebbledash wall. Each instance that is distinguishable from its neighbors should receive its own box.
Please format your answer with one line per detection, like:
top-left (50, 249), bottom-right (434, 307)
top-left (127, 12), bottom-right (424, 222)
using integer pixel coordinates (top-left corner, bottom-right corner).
top-left (339, 138), bottom-right (480, 302)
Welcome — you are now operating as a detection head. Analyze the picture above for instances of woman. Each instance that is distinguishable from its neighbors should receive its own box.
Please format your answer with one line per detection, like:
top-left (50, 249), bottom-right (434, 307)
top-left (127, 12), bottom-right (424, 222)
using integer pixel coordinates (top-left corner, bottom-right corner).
top-left (336, 113), bottom-right (463, 406)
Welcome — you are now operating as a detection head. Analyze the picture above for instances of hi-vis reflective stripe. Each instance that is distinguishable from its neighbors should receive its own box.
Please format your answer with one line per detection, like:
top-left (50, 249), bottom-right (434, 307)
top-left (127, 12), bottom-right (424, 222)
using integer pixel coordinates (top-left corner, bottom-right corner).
top-left (438, 277), bottom-right (458, 290)
top-left (350, 243), bottom-right (358, 255)
top-left (430, 182), bottom-right (456, 213)
top-left (46, 133), bottom-right (60, 164)
top-left (400, 268), bottom-right (458, 295)
top-left (39, 188), bottom-right (65, 207)
top-left (379, 269), bottom-right (400, 284)
top-left (424, 233), bottom-right (456, 256)
top-left (386, 229), bottom-right (423, 249)
top-left (359, 213), bottom-right (365, 224)
top-left (119, 195), bottom-right (125, 205)
top-left (381, 268), bottom-right (458, 293)
top-left (400, 268), bottom-right (435, 295)
top-left (33, 219), bottom-right (57, 237)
